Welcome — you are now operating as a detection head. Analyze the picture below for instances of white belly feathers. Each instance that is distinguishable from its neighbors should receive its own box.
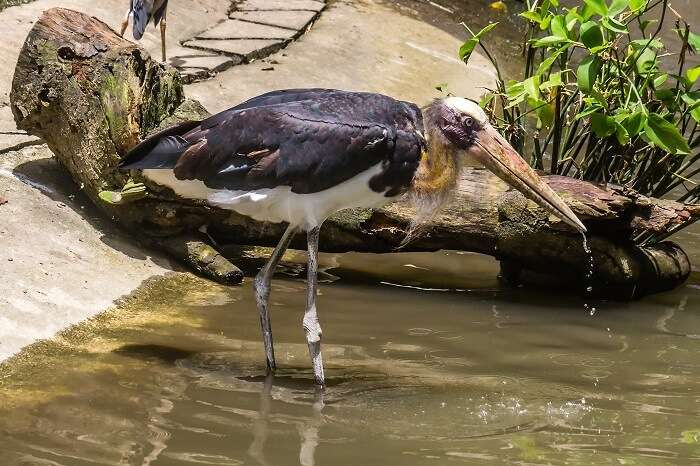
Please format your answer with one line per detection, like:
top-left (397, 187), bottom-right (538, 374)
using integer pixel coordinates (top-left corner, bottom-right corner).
top-left (142, 164), bottom-right (391, 229)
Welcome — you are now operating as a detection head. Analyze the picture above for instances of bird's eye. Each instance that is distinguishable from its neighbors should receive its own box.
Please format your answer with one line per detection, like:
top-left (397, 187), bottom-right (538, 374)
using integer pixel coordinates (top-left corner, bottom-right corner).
top-left (464, 117), bottom-right (474, 128)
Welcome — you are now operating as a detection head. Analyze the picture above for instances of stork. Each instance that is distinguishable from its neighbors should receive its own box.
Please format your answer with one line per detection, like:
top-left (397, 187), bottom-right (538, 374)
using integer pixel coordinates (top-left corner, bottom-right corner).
top-left (120, 89), bottom-right (586, 386)
top-left (120, 0), bottom-right (169, 62)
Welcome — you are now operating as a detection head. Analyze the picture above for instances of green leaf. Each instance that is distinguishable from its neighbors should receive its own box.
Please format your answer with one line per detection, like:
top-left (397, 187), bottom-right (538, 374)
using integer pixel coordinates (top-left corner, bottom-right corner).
top-left (653, 73), bottom-right (668, 88)
top-left (687, 65), bottom-right (700, 83)
top-left (583, 0), bottom-right (608, 16)
top-left (536, 44), bottom-right (570, 74)
top-left (506, 80), bottom-right (527, 107)
top-left (530, 98), bottom-right (555, 128)
top-left (656, 88), bottom-right (676, 106)
top-left (520, 11), bottom-right (542, 23)
top-left (98, 182), bottom-right (147, 205)
top-left (575, 104), bottom-right (603, 120)
top-left (591, 113), bottom-right (617, 137)
top-left (588, 44), bottom-right (609, 54)
top-left (634, 47), bottom-right (658, 74)
top-left (539, 14), bottom-right (552, 31)
top-left (644, 113), bottom-right (691, 154)
top-left (621, 110), bottom-right (647, 136)
top-left (459, 23), bottom-right (498, 63)
top-left (602, 17), bottom-right (628, 34)
top-left (688, 31), bottom-right (700, 54)
top-left (480, 93), bottom-right (496, 108)
top-left (533, 35), bottom-right (571, 47)
top-left (540, 71), bottom-right (563, 90)
top-left (551, 15), bottom-right (569, 39)
top-left (630, 38), bottom-right (663, 49)
top-left (523, 75), bottom-right (541, 99)
top-left (681, 93), bottom-right (700, 124)
top-left (629, 0), bottom-right (648, 11)
top-left (577, 55), bottom-right (602, 93)
top-left (615, 123), bottom-right (630, 145)
top-left (580, 21), bottom-right (604, 49)
top-left (565, 6), bottom-right (582, 23)
top-left (580, 5), bottom-right (594, 20)
top-left (608, 0), bottom-right (629, 17)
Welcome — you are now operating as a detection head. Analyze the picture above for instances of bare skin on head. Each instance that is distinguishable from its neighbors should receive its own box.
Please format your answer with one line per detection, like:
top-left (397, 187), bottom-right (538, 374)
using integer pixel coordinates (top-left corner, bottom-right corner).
top-left (415, 97), bottom-right (587, 234)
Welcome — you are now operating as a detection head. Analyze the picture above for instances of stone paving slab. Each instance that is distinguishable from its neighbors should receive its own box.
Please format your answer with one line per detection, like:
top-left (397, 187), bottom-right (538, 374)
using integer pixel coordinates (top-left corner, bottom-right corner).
top-left (229, 10), bottom-right (319, 31)
top-left (196, 18), bottom-right (297, 40)
top-left (0, 0), bottom-right (231, 98)
top-left (236, 0), bottom-right (325, 12)
top-left (0, 106), bottom-right (40, 153)
top-left (183, 39), bottom-right (287, 60)
top-left (167, 46), bottom-right (239, 83)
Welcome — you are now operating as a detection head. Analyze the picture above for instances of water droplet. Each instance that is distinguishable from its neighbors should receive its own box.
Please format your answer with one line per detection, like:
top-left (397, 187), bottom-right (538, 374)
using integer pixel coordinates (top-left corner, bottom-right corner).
top-left (581, 233), bottom-right (595, 303)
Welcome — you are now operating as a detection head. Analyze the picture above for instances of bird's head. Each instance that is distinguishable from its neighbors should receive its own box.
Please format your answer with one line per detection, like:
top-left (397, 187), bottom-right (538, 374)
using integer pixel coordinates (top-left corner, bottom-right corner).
top-left (422, 97), bottom-right (586, 233)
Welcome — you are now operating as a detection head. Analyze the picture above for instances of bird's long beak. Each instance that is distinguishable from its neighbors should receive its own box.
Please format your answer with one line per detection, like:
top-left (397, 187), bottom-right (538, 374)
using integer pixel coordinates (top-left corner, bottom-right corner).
top-left (468, 124), bottom-right (587, 233)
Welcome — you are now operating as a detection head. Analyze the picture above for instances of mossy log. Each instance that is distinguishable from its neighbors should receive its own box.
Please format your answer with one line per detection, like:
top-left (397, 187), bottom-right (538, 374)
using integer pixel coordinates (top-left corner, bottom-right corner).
top-left (10, 8), bottom-right (700, 298)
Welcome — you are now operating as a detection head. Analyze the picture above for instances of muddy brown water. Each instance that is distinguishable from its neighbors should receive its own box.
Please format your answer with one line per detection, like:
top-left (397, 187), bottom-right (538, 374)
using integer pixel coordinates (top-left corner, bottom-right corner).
top-left (2, 246), bottom-right (700, 465)
top-left (3, 0), bottom-right (700, 465)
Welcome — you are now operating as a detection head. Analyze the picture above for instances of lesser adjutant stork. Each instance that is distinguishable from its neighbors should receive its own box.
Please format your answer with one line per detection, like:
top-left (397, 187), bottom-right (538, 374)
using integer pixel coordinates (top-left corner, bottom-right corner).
top-left (120, 89), bottom-right (586, 386)
top-left (120, 0), bottom-right (169, 62)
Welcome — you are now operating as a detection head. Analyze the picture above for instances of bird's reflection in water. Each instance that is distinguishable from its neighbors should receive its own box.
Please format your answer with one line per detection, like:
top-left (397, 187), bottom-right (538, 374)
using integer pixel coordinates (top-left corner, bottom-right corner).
top-left (248, 373), bottom-right (325, 466)
top-left (248, 374), bottom-right (273, 465)
top-left (299, 387), bottom-right (324, 466)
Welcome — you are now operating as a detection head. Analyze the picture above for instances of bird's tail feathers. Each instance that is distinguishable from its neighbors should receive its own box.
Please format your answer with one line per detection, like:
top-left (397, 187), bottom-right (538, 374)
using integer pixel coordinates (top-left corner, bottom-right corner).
top-left (119, 120), bottom-right (200, 171)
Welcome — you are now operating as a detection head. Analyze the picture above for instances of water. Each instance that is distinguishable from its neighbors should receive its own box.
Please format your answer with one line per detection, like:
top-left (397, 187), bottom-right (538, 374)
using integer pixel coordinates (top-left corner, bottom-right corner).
top-left (1, 249), bottom-right (700, 465)
top-left (581, 233), bottom-right (595, 295)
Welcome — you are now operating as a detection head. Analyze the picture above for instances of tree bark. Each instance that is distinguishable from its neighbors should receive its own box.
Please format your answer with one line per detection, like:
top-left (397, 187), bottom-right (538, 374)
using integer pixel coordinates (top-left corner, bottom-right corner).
top-left (10, 8), bottom-right (700, 298)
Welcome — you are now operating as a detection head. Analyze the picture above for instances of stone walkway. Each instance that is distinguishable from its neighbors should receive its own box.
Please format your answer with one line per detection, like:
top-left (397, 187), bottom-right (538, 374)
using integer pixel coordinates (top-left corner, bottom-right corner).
top-left (173, 0), bottom-right (326, 83)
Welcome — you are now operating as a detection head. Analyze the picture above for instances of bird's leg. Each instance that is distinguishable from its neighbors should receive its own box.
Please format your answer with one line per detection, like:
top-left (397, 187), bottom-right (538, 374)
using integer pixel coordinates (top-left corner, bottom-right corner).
top-left (304, 226), bottom-right (325, 386)
top-left (160, 10), bottom-right (167, 62)
top-left (255, 224), bottom-right (297, 372)
top-left (120, 10), bottom-right (131, 38)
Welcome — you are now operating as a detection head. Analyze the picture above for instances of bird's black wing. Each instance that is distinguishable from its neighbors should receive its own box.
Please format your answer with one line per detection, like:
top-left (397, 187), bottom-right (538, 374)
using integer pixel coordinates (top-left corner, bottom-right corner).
top-left (207, 89), bottom-right (425, 135)
top-left (121, 91), bottom-right (424, 195)
top-left (231, 89), bottom-right (338, 111)
top-left (131, 0), bottom-right (166, 39)
top-left (152, 0), bottom-right (167, 26)
top-left (131, 0), bottom-right (152, 40)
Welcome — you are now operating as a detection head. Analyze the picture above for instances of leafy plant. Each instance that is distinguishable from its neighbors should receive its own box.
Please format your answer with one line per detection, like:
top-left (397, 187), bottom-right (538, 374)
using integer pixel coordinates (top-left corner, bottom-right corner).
top-left (462, 0), bottom-right (700, 243)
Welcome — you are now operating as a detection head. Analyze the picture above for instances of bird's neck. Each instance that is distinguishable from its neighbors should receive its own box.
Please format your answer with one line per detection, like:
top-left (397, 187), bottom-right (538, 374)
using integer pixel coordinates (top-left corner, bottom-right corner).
top-left (411, 127), bottom-right (461, 196)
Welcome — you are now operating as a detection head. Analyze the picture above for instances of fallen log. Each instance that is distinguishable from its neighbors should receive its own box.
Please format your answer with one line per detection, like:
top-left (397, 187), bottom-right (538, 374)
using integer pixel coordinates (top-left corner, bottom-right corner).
top-left (10, 8), bottom-right (700, 299)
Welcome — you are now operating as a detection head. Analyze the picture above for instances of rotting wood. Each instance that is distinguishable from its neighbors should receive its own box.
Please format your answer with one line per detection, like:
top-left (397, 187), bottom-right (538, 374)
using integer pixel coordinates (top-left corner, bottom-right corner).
top-left (10, 8), bottom-right (700, 298)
